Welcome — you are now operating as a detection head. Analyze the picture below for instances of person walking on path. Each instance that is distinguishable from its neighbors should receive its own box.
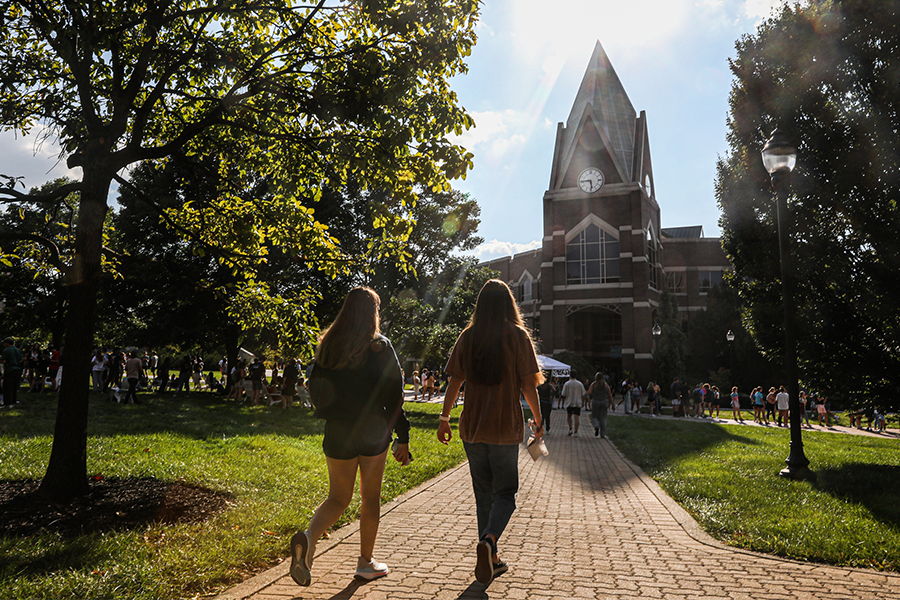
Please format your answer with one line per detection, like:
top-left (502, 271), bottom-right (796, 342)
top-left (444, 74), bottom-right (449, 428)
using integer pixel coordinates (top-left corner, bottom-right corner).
top-left (437, 279), bottom-right (543, 586)
top-left (290, 287), bottom-right (411, 587)
top-left (776, 385), bottom-right (789, 427)
top-left (799, 391), bottom-right (811, 427)
top-left (765, 387), bottom-right (778, 425)
top-left (537, 374), bottom-right (554, 433)
top-left (731, 386), bottom-right (743, 422)
top-left (561, 370), bottom-right (586, 436)
top-left (588, 372), bottom-right (614, 437)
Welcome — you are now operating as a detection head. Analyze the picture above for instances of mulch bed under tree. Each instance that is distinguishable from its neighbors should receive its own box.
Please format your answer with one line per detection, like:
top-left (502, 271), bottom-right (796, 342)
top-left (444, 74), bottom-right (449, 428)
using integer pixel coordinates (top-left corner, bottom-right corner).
top-left (0, 478), bottom-right (233, 537)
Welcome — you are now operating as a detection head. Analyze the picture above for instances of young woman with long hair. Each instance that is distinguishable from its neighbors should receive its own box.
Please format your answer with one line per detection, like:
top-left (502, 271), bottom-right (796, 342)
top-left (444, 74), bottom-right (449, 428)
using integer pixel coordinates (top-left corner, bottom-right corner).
top-left (438, 279), bottom-right (544, 585)
top-left (290, 287), bottom-right (411, 587)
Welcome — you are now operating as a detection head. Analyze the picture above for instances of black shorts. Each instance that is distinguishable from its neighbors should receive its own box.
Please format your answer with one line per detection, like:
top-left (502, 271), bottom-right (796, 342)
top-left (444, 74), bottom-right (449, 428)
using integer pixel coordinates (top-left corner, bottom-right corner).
top-left (322, 417), bottom-right (391, 460)
top-left (566, 406), bottom-right (581, 416)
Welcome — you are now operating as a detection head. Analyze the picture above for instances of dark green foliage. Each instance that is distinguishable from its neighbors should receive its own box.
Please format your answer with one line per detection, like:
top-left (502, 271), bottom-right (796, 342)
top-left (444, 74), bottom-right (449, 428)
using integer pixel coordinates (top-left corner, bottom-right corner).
top-left (717, 0), bottom-right (900, 409)
top-left (385, 260), bottom-right (496, 368)
top-left (654, 287), bottom-right (686, 390)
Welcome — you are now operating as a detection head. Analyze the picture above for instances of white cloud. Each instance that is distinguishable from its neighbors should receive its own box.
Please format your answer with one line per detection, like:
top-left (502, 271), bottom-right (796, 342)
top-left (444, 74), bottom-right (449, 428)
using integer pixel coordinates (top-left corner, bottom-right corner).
top-left (0, 129), bottom-right (81, 191)
top-left (467, 238), bottom-right (542, 262)
top-left (451, 110), bottom-right (530, 166)
top-left (742, 0), bottom-right (784, 19)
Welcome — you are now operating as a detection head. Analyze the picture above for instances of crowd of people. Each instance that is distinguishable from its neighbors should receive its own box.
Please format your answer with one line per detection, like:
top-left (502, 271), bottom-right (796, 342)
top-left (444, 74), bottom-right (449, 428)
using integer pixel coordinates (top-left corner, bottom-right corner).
top-left (0, 339), bottom-right (317, 409)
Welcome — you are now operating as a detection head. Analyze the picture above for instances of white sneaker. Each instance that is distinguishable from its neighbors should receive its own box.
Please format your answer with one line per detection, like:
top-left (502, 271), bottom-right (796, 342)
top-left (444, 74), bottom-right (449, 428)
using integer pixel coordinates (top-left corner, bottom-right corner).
top-left (355, 556), bottom-right (389, 580)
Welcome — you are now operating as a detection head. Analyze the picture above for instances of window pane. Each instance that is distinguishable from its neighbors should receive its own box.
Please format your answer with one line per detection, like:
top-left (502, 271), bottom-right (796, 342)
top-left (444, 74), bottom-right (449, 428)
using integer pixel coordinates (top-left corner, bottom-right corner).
top-left (566, 244), bottom-right (580, 262)
top-left (605, 240), bottom-right (620, 259)
top-left (566, 261), bottom-right (581, 284)
top-left (606, 258), bottom-right (620, 280)
top-left (585, 260), bottom-right (601, 281)
top-left (585, 241), bottom-right (600, 260)
top-left (584, 224), bottom-right (600, 244)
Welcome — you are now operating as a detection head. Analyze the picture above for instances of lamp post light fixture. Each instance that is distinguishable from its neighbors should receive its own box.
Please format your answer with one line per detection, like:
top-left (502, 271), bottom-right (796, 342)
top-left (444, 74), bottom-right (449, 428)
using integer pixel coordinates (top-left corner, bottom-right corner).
top-left (761, 128), bottom-right (815, 482)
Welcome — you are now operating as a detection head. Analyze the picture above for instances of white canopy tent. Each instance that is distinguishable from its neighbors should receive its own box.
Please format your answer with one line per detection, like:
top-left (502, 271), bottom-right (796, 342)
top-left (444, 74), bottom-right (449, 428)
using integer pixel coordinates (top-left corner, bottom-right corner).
top-left (537, 355), bottom-right (570, 377)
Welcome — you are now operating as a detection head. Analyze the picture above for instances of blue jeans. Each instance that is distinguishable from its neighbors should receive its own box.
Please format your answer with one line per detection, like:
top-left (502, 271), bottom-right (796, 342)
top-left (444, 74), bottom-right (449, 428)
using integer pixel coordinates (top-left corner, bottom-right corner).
top-left (463, 441), bottom-right (519, 543)
top-left (591, 400), bottom-right (609, 437)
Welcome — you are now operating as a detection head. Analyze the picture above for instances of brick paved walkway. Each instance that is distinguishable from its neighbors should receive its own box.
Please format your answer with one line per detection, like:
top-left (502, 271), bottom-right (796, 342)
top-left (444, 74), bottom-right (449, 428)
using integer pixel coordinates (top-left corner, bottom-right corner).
top-left (216, 410), bottom-right (900, 600)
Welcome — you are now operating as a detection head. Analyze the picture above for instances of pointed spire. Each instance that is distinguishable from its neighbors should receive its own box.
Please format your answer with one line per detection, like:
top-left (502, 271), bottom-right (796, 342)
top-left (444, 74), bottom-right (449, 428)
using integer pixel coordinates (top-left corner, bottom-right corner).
top-left (565, 41), bottom-right (637, 180)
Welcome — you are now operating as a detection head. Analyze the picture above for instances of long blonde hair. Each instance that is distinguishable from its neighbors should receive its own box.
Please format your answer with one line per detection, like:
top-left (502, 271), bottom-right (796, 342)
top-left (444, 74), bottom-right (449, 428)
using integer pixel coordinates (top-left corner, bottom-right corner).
top-left (315, 287), bottom-right (381, 370)
top-left (460, 279), bottom-right (542, 386)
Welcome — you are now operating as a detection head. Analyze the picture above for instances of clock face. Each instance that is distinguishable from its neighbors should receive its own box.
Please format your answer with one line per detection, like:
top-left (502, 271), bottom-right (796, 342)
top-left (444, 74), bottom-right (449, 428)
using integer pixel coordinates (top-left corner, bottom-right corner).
top-left (578, 168), bottom-right (604, 193)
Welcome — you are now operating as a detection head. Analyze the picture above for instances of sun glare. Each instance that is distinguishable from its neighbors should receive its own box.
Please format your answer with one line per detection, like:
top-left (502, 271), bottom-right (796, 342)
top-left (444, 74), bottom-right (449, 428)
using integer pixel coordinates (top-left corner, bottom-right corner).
top-left (510, 0), bottom-right (692, 65)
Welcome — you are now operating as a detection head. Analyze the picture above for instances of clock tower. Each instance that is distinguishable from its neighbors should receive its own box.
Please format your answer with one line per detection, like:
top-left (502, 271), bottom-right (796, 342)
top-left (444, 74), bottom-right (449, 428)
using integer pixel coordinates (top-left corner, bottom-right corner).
top-left (480, 41), bottom-right (731, 389)
top-left (539, 40), bottom-right (660, 380)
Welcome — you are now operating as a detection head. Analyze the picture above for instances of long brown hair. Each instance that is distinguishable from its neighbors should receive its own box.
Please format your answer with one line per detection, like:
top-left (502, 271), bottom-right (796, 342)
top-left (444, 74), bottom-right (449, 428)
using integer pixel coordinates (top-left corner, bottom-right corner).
top-left (460, 279), bottom-right (541, 386)
top-left (315, 287), bottom-right (381, 370)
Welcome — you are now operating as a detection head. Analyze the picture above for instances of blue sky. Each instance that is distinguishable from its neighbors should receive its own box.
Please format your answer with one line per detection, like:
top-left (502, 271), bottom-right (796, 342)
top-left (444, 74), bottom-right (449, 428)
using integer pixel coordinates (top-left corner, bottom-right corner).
top-left (0, 0), bottom-right (787, 261)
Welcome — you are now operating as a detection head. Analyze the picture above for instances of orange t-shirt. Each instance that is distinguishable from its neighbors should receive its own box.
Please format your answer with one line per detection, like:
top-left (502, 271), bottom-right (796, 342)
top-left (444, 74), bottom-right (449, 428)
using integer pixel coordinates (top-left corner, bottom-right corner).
top-left (445, 326), bottom-right (539, 445)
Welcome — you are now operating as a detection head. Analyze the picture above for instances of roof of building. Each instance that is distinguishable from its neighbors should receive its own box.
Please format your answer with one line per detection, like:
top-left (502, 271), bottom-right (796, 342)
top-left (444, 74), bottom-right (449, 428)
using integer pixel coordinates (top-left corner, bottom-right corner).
top-left (660, 226), bottom-right (705, 239)
top-left (564, 41), bottom-right (636, 181)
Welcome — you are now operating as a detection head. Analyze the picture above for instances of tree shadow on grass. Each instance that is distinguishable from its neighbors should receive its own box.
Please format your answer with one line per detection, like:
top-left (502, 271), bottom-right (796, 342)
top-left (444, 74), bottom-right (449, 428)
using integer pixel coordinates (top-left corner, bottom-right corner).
top-left (814, 463), bottom-right (900, 529)
top-left (535, 414), bottom-right (765, 491)
top-left (4, 391), bottom-right (447, 442)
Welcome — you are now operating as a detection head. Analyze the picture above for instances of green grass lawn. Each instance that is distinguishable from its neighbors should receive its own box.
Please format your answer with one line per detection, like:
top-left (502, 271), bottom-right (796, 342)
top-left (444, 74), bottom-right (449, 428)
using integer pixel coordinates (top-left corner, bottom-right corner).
top-left (608, 413), bottom-right (900, 571)
top-left (4, 392), bottom-right (899, 599)
top-left (0, 390), bottom-right (466, 600)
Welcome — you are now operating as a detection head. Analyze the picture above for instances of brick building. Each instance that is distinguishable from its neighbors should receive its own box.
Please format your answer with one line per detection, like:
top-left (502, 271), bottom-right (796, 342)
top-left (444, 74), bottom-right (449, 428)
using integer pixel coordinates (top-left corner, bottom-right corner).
top-left (481, 42), bottom-right (731, 384)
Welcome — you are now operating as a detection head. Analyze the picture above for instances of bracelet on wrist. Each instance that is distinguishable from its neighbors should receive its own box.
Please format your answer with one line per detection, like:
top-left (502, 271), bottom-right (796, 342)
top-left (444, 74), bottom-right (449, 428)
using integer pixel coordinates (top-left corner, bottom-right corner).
top-left (439, 414), bottom-right (451, 422)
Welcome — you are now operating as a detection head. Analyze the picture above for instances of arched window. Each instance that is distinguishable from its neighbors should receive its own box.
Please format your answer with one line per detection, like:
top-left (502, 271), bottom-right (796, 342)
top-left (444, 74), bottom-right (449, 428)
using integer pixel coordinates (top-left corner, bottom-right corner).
top-left (522, 277), bottom-right (532, 302)
top-left (646, 227), bottom-right (659, 290)
top-left (566, 223), bottom-right (620, 285)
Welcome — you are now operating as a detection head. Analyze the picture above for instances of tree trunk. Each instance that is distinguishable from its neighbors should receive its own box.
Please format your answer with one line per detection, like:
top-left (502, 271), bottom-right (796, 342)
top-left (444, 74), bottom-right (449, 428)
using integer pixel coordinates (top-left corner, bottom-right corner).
top-left (38, 167), bottom-right (110, 503)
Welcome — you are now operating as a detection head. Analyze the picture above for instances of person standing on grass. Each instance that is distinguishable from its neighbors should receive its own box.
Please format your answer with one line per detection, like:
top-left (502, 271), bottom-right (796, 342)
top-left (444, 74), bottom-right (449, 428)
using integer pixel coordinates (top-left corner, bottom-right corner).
top-left (123, 351), bottom-right (143, 404)
top-left (646, 381), bottom-right (658, 417)
top-left (291, 287), bottom-right (411, 587)
top-left (425, 369), bottom-right (436, 402)
top-left (589, 372), bottom-right (614, 437)
top-left (437, 279), bottom-right (543, 585)
top-left (248, 357), bottom-right (266, 406)
top-left (711, 386), bottom-right (721, 418)
top-left (731, 386), bottom-right (743, 422)
top-left (1, 338), bottom-right (24, 406)
top-left (817, 394), bottom-right (829, 426)
top-left (629, 381), bottom-right (643, 414)
top-left (692, 384), bottom-right (704, 418)
top-left (281, 358), bottom-right (300, 409)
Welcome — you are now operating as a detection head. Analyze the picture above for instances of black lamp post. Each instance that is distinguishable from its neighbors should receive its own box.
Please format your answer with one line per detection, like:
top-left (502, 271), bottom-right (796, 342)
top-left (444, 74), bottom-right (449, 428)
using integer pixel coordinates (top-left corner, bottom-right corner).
top-left (652, 322), bottom-right (661, 376)
top-left (761, 128), bottom-right (815, 482)
top-left (652, 323), bottom-right (661, 416)
top-left (726, 329), bottom-right (735, 385)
